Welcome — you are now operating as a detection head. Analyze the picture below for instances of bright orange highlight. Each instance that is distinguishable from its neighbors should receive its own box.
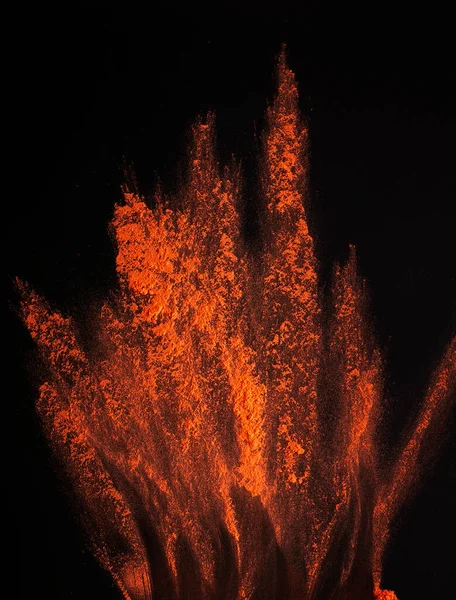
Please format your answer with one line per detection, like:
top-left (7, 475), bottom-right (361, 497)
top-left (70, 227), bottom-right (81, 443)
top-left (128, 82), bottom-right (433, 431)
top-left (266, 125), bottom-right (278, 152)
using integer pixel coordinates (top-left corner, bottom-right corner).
top-left (19, 50), bottom-right (455, 600)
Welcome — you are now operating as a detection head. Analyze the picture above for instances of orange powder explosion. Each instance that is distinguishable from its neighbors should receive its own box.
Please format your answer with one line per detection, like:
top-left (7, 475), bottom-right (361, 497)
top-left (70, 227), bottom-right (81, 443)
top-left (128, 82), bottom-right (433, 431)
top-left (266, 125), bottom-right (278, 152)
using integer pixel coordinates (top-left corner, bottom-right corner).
top-left (19, 52), bottom-right (455, 600)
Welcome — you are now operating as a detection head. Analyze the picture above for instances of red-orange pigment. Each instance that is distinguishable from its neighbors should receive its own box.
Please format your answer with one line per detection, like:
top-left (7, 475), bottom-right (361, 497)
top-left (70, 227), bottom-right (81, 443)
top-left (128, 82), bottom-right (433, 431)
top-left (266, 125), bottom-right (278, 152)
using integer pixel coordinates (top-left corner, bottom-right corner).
top-left (19, 51), bottom-right (455, 600)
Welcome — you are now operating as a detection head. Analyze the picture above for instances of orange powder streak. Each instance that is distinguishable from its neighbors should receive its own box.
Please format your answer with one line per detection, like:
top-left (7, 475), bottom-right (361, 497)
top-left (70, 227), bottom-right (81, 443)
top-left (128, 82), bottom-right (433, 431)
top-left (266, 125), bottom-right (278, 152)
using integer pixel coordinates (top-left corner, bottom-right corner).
top-left (326, 246), bottom-right (383, 593)
top-left (372, 336), bottom-right (456, 589)
top-left (19, 49), bottom-right (454, 600)
top-left (263, 53), bottom-right (321, 496)
top-left (19, 284), bottom-right (152, 600)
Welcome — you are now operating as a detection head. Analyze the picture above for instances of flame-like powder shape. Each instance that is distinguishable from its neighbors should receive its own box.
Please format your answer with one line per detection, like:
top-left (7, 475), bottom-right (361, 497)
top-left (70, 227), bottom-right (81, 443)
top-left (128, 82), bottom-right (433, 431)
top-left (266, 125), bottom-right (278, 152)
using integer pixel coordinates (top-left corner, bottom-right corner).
top-left (19, 51), bottom-right (454, 600)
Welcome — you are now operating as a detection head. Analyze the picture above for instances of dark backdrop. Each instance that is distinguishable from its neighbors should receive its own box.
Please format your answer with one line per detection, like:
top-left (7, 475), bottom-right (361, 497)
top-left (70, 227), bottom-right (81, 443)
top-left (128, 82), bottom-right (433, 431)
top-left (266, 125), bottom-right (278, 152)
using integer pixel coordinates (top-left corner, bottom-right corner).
top-left (7, 4), bottom-right (455, 599)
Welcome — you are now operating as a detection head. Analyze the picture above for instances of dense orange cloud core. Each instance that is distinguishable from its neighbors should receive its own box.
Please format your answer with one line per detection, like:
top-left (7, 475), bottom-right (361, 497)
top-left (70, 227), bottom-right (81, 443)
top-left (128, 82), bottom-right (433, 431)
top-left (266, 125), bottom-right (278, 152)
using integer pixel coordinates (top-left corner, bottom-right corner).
top-left (19, 52), bottom-right (454, 600)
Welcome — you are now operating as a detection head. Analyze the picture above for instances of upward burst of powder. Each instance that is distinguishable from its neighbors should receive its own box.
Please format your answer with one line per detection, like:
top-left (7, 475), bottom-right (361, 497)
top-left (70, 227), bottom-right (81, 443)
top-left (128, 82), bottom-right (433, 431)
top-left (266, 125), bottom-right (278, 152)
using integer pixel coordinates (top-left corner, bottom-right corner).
top-left (19, 51), bottom-right (455, 600)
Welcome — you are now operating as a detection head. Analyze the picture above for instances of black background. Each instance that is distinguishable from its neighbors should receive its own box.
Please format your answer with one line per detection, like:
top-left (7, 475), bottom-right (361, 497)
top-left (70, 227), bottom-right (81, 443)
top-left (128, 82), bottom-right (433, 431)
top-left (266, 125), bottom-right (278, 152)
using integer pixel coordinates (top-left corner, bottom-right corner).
top-left (7, 4), bottom-right (455, 599)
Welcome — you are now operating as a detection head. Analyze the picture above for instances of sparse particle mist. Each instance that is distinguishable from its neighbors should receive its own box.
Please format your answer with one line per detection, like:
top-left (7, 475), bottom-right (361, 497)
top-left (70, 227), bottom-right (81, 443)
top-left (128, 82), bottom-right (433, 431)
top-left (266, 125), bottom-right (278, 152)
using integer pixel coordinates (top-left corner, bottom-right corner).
top-left (18, 51), bottom-right (455, 600)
